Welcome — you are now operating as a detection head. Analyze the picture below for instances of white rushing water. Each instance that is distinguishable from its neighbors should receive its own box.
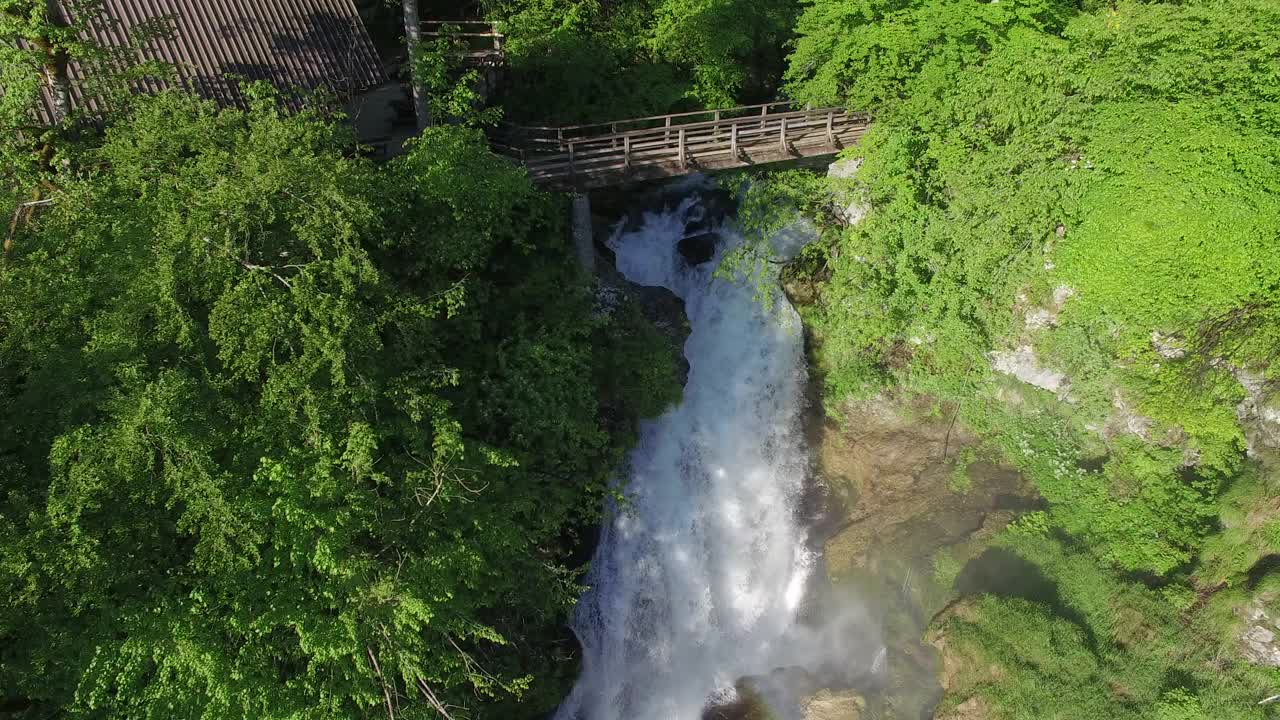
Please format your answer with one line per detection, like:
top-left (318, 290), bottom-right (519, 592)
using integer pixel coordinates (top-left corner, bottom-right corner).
top-left (556, 189), bottom-right (818, 720)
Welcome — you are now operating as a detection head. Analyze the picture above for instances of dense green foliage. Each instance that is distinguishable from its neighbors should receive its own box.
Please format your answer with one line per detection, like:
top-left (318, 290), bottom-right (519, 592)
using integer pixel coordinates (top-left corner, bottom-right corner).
top-left (933, 529), bottom-right (1279, 720)
top-left (6, 0), bottom-right (1280, 716)
top-left (483, 0), bottom-right (798, 123)
top-left (785, 0), bottom-right (1280, 574)
top-left (0, 83), bottom-right (676, 720)
top-left (783, 0), bottom-right (1280, 715)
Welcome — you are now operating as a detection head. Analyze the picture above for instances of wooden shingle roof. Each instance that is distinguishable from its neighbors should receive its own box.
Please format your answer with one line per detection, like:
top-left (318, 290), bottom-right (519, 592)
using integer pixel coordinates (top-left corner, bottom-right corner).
top-left (43, 0), bottom-right (387, 119)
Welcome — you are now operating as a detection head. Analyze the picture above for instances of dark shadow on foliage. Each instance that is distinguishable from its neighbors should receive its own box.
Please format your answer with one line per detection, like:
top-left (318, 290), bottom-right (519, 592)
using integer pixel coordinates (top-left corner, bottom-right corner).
top-left (1246, 554), bottom-right (1280, 590)
top-left (954, 547), bottom-right (1101, 654)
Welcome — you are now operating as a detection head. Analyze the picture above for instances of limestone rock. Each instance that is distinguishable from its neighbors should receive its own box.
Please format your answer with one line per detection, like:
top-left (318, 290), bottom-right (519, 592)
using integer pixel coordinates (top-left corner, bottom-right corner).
top-left (826, 158), bottom-right (868, 226)
top-left (1105, 390), bottom-right (1154, 441)
top-left (1023, 285), bottom-right (1075, 330)
top-left (1023, 308), bottom-right (1054, 330)
top-left (988, 345), bottom-right (1068, 397)
top-left (827, 157), bottom-right (863, 180)
top-left (1151, 331), bottom-right (1186, 360)
top-left (801, 689), bottom-right (865, 720)
top-left (938, 696), bottom-right (993, 720)
top-left (1240, 599), bottom-right (1280, 667)
top-left (925, 613), bottom-right (1000, 720)
top-left (1235, 369), bottom-right (1280, 457)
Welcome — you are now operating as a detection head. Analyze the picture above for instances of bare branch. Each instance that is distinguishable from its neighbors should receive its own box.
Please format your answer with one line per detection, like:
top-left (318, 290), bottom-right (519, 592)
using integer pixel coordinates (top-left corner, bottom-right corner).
top-left (446, 635), bottom-right (501, 692)
top-left (415, 677), bottom-right (455, 720)
top-left (366, 647), bottom-right (396, 720)
top-left (202, 237), bottom-right (294, 289)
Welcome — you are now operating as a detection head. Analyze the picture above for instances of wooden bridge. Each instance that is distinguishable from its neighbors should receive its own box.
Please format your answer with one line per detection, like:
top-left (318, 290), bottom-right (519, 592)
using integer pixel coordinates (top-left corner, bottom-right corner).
top-left (492, 102), bottom-right (870, 190)
top-left (419, 20), bottom-right (869, 189)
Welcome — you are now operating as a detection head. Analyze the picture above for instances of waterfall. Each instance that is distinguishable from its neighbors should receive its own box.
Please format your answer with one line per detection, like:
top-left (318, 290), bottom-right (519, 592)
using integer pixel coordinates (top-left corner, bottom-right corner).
top-left (555, 189), bottom-right (818, 720)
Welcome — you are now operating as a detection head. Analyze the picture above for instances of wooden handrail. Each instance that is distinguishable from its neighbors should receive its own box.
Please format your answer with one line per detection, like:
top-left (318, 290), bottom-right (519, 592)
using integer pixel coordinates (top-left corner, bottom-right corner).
top-left (490, 100), bottom-right (871, 188)
top-left (421, 20), bottom-right (498, 26)
top-left (517, 122), bottom-right (864, 173)
top-left (501, 108), bottom-right (867, 155)
top-left (419, 19), bottom-right (506, 60)
top-left (501, 100), bottom-right (802, 134)
top-left (422, 31), bottom-right (503, 37)
top-left (524, 126), bottom-right (858, 164)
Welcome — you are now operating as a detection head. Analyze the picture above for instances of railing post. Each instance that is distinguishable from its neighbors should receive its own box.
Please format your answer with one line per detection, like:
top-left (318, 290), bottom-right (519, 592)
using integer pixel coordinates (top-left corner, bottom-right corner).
top-left (678, 127), bottom-right (687, 169)
top-left (779, 116), bottom-right (787, 153)
top-left (569, 141), bottom-right (576, 179)
top-left (624, 135), bottom-right (631, 173)
top-left (611, 122), bottom-right (618, 149)
top-left (665, 116), bottom-right (672, 145)
top-left (826, 109), bottom-right (835, 147)
top-left (730, 122), bottom-right (738, 159)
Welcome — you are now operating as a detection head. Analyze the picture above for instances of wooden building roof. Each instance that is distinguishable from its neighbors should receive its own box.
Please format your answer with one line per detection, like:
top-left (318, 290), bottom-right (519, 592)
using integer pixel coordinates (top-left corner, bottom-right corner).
top-left (42, 0), bottom-right (387, 119)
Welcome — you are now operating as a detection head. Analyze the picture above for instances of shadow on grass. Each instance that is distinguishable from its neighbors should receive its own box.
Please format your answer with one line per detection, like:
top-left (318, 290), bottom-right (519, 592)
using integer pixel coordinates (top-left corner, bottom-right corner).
top-left (954, 546), bottom-right (1101, 654)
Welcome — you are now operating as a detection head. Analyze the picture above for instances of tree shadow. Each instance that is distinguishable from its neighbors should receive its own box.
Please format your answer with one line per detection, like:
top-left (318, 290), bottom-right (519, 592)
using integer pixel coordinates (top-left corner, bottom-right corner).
top-left (1246, 554), bottom-right (1280, 590)
top-left (190, 9), bottom-right (385, 108)
top-left (954, 546), bottom-right (1101, 654)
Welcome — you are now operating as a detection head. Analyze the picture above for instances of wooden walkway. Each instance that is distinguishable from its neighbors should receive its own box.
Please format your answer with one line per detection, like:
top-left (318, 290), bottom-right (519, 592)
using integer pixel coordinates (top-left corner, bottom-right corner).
top-left (492, 102), bottom-right (871, 190)
top-left (419, 21), bottom-right (870, 189)
top-left (422, 20), bottom-right (505, 66)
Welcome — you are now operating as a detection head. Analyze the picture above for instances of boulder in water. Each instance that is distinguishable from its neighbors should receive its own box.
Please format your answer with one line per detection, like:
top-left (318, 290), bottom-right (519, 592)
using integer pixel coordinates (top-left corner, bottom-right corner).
top-left (678, 231), bottom-right (718, 266)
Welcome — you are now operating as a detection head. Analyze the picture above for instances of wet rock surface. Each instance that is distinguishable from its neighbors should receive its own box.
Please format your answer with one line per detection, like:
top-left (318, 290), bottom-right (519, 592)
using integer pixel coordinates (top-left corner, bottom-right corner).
top-left (818, 394), bottom-right (1039, 579)
top-left (591, 209), bottom-right (693, 386)
top-left (678, 231), bottom-right (718, 266)
top-left (804, 392), bottom-right (1039, 720)
top-left (588, 180), bottom-right (738, 388)
top-left (801, 689), bottom-right (866, 720)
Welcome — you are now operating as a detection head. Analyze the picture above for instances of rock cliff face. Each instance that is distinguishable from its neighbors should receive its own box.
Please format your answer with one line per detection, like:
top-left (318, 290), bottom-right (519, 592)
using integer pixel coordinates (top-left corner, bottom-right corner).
top-left (802, 391), bottom-right (1038, 719)
top-left (818, 394), bottom-right (1039, 581)
top-left (590, 182), bottom-right (722, 387)
top-left (784, 159), bottom-right (1042, 719)
top-left (1236, 369), bottom-right (1280, 459)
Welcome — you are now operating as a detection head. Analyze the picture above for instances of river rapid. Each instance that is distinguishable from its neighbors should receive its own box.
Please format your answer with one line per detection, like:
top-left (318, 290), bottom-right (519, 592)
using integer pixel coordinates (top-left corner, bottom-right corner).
top-left (554, 187), bottom-right (823, 720)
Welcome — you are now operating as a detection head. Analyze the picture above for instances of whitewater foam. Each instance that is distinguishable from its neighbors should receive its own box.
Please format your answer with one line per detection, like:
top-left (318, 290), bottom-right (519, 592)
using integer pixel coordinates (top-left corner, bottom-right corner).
top-left (555, 191), bottom-right (817, 720)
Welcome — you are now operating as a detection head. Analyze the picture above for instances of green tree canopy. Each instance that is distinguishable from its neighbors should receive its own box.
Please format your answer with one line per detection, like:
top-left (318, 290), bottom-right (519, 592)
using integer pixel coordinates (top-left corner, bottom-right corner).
top-left (486, 0), bottom-right (797, 124)
top-left (0, 88), bottom-right (676, 718)
top-left (785, 0), bottom-right (1280, 577)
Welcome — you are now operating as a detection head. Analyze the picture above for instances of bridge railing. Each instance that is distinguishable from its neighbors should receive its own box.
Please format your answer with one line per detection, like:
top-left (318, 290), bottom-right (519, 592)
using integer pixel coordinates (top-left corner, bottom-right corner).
top-left (497, 101), bottom-right (810, 150)
top-left (421, 20), bottom-right (504, 62)
top-left (493, 104), bottom-right (870, 187)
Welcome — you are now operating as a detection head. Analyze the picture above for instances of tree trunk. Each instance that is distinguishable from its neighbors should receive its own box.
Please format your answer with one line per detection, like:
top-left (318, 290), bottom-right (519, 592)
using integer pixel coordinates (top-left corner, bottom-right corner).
top-left (28, 0), bottom-right (72, 123)
top-left (401, 0), bottom-right (428, 130)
